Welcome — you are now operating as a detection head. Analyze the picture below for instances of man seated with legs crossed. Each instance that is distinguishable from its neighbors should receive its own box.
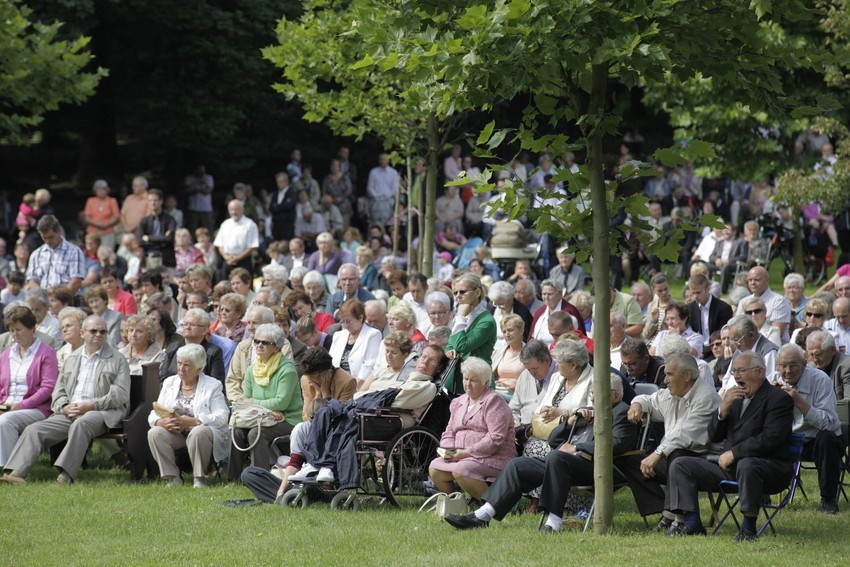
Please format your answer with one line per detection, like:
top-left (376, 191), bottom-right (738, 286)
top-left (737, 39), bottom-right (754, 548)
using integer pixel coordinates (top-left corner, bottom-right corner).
top-left (0, 315), bottom-right (130, 484)
top-left (776, 343), bottom-right (844, 514)
top-left (444, 374), bottom-right (639, 532)
top-left (623, 352), bottom-right (721, 530)
top-left (666, 352), bottom-right (793, 541)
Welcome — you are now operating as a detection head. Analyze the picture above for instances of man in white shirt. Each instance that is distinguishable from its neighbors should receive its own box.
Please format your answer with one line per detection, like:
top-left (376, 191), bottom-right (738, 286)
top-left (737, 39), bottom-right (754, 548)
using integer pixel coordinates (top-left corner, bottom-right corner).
top-left (214, 200), bottom-right (260, 276)
top-left (736, 266), bottom-right (791, 343)
top-left (366, 153), bottom-right (399, 227)
top-left (610, 312), bottom-right (627, 370)
top-left (823, 297), bottom-right (850, 354)
top-left (403, 273), bottom-right (431, 335)
top-left (625, 352), bottom-right (721, 528)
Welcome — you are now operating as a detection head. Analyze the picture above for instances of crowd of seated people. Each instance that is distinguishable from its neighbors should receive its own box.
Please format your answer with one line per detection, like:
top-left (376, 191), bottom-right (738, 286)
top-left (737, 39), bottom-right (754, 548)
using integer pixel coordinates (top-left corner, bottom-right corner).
top-left (0, 142), bottom-right (847, 544)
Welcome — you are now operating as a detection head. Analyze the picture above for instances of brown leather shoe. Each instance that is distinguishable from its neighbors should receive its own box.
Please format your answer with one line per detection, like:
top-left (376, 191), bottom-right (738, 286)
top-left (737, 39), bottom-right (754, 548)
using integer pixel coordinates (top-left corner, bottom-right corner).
top-left (0, 473), bottom-right (26, 484)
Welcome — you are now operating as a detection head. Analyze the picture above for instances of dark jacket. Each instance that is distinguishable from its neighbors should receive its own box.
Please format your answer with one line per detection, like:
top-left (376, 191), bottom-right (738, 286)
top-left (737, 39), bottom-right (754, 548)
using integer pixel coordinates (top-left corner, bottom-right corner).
top-left (160, 337), bottom-right (225, 385)
top-left (709, 379), bottom-right (794, 461)
top-left (137, 213), bottom-right (177, 268)
top-left (547, 400), bottom-right (639, 456)
top-left (623, 355), bottom-right (666, 387)
top-left (268, 187), bottom-right (298, 241)
top-left (487, 298), bottom-right (533, 341)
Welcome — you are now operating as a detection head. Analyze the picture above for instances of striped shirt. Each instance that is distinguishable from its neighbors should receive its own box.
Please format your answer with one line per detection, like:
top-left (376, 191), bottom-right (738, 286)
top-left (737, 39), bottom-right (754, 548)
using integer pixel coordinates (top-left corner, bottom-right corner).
top-left (25, 238), bottom-right (86, 288)
top-left (71, 348), bottom-right (102, 403)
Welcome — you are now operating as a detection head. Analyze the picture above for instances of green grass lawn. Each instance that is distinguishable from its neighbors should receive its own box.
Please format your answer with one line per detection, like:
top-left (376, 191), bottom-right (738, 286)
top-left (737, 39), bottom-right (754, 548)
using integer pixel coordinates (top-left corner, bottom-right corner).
top-left (1, 456), bottom-right (846, 566)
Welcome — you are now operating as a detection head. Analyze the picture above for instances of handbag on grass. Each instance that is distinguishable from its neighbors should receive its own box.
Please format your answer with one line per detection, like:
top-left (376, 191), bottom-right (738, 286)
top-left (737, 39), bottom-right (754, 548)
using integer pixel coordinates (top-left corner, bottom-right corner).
top-left (229, 405), bottom-right (279, 451)
top-left (418, 492), bottom-right (468, 517)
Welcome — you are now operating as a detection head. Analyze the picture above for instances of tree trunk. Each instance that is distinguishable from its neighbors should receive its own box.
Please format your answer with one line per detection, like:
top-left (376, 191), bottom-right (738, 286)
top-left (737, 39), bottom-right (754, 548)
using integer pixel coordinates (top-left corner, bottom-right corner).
top-left (406, 156), bottom-right (414, 269)
top-left (422, 112), bottom-right (439, 277)
top-left (588, 64), bottom-right (613, 535)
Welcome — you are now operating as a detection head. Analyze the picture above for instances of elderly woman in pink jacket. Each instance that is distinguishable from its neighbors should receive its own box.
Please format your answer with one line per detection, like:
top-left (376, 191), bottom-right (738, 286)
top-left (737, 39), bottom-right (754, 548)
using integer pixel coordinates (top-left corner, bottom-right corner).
top-left (429, 356), bottom-right (515, 500)
top-left (0, 305), bottom-right (59, 467)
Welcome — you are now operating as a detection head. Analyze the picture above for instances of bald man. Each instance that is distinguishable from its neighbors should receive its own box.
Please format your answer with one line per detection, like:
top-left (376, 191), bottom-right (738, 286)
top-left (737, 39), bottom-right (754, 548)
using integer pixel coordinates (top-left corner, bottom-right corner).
top-left (736, 266), bottom-right (791, 344)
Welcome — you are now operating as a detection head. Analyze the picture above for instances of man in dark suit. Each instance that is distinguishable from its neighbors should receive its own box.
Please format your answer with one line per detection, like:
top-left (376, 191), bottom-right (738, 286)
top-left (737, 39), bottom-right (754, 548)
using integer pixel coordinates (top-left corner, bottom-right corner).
top-left (269, 172), bottom-right (298, 241)
top-left (136, 189), bottom-right (177, 270)
top-left (444, 374), bottom-right (639, 532)
top-left (666, 352), bottom-right (794, 541)
top-left (687, 274), bottom-right (733, 357)
top-left (620, 337), bottom-right (665, 387)
top-left (806, 330), bottom-right (850, 400)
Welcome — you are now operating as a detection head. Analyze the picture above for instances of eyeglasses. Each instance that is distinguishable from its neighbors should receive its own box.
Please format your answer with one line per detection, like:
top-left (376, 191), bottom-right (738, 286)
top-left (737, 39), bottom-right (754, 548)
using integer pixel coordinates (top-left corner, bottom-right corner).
top-left (253, 339), bottom-right (275, 346)
top-left (744, 309), bottom-right (764, 315)
top-left (806, 312), bottom-right (824, 318)
top-left (453, 289), bottom-right (472, 296)
top-left (730, 366), bottom-right (759, 377)
top-left (184, 322), bottom-right (207, 328)
top-left (86, 329), bottom-right (108, 335)
top-left (711, 341), bottom-right (723, 347)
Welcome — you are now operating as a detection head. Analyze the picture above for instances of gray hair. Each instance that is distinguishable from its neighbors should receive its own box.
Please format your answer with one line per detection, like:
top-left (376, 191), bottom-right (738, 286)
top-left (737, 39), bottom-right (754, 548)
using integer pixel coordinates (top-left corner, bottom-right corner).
top-left (337, 263), bottom-right (358, 278)
top-left (539, 279), bottom-right (561, 295)
top-left (147, 292), bottom-right (171, 310)
top-left (783, 273), bottom-right (805, 289)
top-left (92, 179), bottom-right (109, 193)
top-left (778, 342), bottom-right (805, 362)
top-left (514, 278), bottom-right (537, 295)
top-left (735, 351), bottom-right (766, 371)
top-left (552, 338), bottom-right (589, 367)
top-left (727, 314), bottom-right (758, 339)
top-left (381, 256), bottom-right (398, 269)
top-left (290, 265), bottom-right (309, 283)
top-left (262, 263), bottom-right (289, 283)
top-left (610, 311), bottom-right (626, 327)
top-left (488, 281), bottom-right (515, 303)
top-left (176, 343), bottom-right (207, 370)
top-left (427, 326), bottom-right (451, 347)
top-left (658, 334), bottom-right (692, 358)
top-left (316, 232), bottom-right (334, 244)
top-left (520, 339), bottom-right (551, 364)
top-left (302, 270), bottom-right (326, 288)
top-left (610, 373), bottom-right (624, 396)
top-left (424, 291), bottom-right (451, 311)
top-left (364, 299), bottom-right (387, 315)
top-left (245, 305), bottom-right (274, 324)
top-left (254, 323), bottom-right (285, 349)
top-left (664, 351), bottom-right (699, 383)
top-left (460, 356), bottom-right (492, 385)
top-left (26, 287), bottom-right (49, 308)
top-left (254, 287), bottom-right (281, 306)
top-left (183, 308), bottom-right (211, 327)
top-left (806, 330), bottom-right (835, 352)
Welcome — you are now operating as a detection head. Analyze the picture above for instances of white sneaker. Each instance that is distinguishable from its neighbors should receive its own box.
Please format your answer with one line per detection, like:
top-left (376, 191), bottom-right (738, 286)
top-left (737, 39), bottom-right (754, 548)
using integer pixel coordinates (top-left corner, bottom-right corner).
top-left (288, 463), bottom-right (318, 482)
top-left (316, 467), bottom-right (335, 483)
top-left (193, 477), bottom-right (207, 488)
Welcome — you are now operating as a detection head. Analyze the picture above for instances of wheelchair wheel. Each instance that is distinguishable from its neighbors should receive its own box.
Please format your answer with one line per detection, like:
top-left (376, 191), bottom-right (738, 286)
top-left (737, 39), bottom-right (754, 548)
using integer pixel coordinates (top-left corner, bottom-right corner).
top-left (330, 491), bottom-right (360, 511)
top-left (381, 426), bottom-right (440, 508)
top-left (280, 488), bottom-right (310, 508)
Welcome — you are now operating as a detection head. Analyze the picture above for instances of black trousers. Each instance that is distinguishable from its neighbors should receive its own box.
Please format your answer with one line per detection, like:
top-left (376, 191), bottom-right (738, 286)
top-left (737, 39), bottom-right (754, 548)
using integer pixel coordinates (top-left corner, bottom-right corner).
top-left (483, 450), bottom-right (595, 521)
top-left (241, 466), bottom-right (282, 503)
top-left (803, 430), bottom-right (845, 501)
top-left (668, 455), bottom-right (792, 516)
top-left (619, 449), bottom-right (703, 517)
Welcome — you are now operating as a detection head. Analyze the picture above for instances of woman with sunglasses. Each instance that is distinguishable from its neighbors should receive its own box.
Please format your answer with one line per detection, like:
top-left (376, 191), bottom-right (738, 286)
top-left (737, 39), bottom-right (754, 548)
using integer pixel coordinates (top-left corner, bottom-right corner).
top-left (444, 273), bottom-right (496, 396)
top-left (790, 297), bottom-right (831, 345)
top-left (227, 323), bottom-right (302, 481)
top-left (741, 297), bottom-right (780, 348)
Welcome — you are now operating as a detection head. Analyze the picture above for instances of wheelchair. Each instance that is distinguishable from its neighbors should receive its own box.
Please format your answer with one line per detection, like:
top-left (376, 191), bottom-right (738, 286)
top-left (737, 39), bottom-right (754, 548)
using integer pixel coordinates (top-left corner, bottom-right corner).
top-left (280, 360), bottom-right (457, 510)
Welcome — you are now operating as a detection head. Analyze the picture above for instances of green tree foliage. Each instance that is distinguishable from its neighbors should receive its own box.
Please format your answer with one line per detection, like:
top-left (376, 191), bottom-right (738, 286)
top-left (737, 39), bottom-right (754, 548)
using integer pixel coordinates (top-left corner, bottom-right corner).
top-left (0, 0), bottom-right (105, 145)
top-left (342, 0), bottom-right (823, 532)
top-left (263, 0), bottom-right (467, 274)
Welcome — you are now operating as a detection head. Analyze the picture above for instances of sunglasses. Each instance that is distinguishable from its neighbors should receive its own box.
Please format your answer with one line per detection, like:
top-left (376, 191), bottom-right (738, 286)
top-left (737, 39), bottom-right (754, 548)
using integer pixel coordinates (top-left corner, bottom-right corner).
top-left (86, 329), bottom-right (108, 335)
top-left (805, 312), bottom-right (824, 318)
top-left (744, 309), bottom-right (764, 315)
top-left (711, 341), bottom-right (723, 347)
top-left (253, 339), bottom-right (275, 346)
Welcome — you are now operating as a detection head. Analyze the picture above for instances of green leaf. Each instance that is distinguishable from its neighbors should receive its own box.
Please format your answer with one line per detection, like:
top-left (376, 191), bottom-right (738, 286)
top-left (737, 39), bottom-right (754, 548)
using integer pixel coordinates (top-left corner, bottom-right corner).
top-left (653, 147), bottom-right (686, 167)
top-left (476, 120), bottom-right (496, 146)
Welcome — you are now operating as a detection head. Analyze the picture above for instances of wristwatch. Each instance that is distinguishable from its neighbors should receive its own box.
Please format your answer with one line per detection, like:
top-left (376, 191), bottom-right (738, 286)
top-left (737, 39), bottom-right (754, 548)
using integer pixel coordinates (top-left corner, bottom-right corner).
top-left (654, 448), bottom-right (664, 457)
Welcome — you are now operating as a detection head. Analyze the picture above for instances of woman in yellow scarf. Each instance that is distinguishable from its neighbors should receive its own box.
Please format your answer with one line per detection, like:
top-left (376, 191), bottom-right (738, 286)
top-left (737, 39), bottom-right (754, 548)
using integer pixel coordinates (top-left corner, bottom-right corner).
top-left (227, 323), bottom-right (302, 481)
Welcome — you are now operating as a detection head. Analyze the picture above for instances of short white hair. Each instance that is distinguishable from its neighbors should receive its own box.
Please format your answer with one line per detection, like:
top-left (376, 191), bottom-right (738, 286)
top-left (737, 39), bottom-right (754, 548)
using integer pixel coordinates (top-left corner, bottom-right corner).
top-left (262, 263), bottom-right (289, 283)
top-left (176, 343), bottom-right (207, 370)
top-left (460, 356), bottom-right (492, 385)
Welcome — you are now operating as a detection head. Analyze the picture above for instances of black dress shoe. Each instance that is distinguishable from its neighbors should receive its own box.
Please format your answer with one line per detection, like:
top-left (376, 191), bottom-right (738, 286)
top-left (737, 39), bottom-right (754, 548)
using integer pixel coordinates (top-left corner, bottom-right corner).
top-left (816, 499), bottom-right (839, 514)
top-left (445, 513), bottom-right (489, 530)
top-left (539, 524), bottom-right (560, 533)
top-left (655, 516), bottom-right (674, 532)
top-left (664, 522), bottom-right (707, 536)
top-left (733, 528), bottom-right (758, 542)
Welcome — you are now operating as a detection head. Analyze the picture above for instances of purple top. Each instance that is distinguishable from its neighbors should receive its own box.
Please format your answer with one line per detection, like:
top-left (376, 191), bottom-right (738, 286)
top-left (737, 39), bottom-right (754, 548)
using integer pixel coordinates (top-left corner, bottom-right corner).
top-left (307, 251), bottom-right (343, 275)
top-left (440, 388), bottom-right (516, 471)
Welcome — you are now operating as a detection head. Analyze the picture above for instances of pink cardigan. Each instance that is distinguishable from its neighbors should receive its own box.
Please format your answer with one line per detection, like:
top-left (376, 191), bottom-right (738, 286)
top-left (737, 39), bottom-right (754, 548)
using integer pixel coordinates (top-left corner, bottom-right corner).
top-left (0, 342), bottom-right (59, 416)
top-left (440, 388), bottom-right (516, 471)
top-left (113, 287), bottom-right (138, 316)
